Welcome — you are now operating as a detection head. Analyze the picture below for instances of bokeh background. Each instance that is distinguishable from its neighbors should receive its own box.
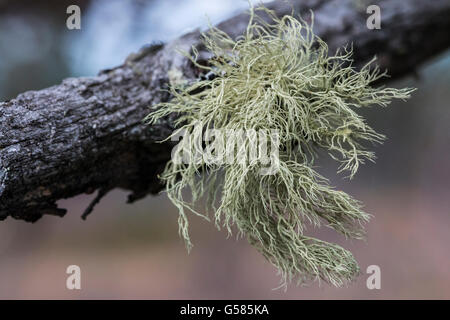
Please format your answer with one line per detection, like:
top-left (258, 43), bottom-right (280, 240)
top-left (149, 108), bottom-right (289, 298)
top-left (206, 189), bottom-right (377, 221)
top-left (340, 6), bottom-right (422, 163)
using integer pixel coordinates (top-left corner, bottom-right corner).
top-left (0, 0), bottom-right (449, 299)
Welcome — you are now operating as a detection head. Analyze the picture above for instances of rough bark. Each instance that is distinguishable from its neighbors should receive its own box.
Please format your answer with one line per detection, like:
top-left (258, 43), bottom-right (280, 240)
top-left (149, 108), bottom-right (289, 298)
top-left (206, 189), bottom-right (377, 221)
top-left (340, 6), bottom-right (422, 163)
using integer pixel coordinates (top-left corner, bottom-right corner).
top-left (1, 0), bottom-right (449, 222)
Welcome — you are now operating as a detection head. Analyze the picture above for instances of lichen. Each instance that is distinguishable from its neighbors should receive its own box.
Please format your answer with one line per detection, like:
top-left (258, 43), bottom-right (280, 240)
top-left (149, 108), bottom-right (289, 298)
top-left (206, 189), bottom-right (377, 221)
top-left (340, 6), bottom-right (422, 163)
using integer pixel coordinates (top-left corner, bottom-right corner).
top-left (145, 6), bottom-right (415, 288)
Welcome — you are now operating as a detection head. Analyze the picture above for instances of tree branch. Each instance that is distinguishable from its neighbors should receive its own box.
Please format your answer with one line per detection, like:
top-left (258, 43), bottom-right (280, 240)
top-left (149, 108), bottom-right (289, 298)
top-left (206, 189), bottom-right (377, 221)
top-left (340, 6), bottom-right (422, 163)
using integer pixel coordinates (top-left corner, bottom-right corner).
top-left (1, 0), bottom-right (449, 222)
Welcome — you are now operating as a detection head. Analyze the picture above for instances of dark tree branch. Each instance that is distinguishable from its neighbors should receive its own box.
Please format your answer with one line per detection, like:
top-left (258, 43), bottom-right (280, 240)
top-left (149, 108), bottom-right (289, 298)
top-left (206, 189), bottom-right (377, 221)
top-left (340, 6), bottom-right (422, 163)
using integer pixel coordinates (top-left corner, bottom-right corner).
top-left (1, 0), bottom-right (449, 222)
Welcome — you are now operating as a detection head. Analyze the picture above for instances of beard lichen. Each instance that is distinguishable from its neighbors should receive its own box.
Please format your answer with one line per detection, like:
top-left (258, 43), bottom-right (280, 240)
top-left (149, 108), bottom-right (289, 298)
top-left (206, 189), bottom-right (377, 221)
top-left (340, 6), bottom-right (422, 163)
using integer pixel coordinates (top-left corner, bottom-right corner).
top-left (145, 7), bottom-right (414, 288)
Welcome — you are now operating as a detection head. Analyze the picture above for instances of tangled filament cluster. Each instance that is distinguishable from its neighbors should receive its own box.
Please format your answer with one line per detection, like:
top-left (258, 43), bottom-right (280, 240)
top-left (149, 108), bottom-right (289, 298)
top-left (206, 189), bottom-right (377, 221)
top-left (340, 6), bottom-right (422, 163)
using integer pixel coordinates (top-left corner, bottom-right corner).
top-left (146, 7), bottom-right (414, 287)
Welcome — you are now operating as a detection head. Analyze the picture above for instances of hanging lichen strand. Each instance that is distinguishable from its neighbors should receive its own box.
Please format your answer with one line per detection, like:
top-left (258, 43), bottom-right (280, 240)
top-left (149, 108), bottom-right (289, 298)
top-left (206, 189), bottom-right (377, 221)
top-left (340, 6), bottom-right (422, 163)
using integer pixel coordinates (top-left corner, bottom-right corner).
top-left (145, 6), bottom-right (414, 287)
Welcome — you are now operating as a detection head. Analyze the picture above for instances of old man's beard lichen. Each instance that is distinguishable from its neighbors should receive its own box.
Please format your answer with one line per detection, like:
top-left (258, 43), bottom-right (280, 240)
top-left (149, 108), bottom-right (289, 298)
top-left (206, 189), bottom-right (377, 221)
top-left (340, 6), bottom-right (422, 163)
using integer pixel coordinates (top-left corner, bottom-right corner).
top-left (145, 6), bottom-right (415, 287)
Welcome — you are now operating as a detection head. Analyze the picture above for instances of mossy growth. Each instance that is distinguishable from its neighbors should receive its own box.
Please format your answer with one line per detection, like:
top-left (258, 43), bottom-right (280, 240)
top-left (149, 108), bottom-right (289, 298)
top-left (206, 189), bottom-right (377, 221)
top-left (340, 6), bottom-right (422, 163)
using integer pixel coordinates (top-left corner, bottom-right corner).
top-left (145, 6), bottom-right (414, 288)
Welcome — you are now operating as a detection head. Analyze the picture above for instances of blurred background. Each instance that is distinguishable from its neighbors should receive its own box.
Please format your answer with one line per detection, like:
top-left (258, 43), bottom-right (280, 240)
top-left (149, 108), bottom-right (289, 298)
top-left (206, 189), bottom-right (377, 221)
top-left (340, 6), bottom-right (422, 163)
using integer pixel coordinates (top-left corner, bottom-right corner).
top-left (0, 0), bottom-right (449, 299)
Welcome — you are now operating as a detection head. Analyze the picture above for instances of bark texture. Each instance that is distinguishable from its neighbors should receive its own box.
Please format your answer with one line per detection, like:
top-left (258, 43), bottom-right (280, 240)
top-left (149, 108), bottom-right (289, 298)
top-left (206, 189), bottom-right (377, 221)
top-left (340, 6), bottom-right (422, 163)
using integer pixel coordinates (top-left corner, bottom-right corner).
top-left (1, 0), bottom-right (450, 222)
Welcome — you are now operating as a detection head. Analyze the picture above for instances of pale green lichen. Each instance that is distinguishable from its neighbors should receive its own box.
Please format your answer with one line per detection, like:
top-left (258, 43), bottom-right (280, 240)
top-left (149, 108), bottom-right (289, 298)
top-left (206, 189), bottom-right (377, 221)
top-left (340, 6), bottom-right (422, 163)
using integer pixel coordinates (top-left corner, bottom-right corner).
top-left (145, 6), bottom-right (414, 288)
